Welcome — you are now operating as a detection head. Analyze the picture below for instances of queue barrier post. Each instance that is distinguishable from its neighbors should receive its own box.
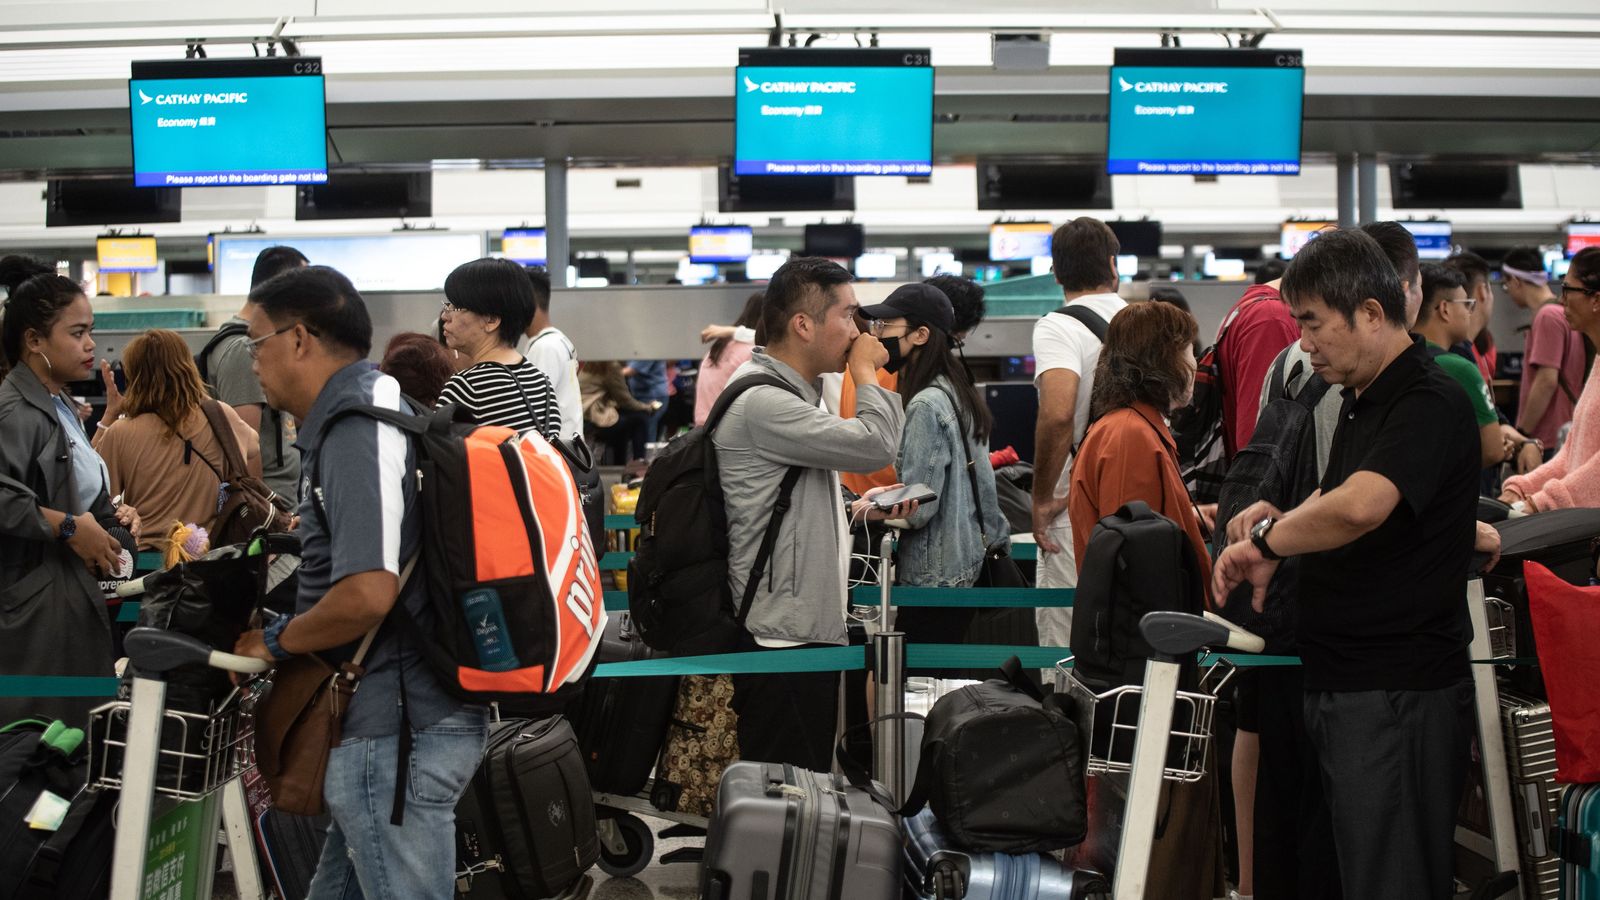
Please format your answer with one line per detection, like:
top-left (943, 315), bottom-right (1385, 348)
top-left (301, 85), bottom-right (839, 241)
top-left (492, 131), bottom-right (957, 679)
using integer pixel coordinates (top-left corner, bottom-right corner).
top-left (871, 531), bottom-right (907, 803)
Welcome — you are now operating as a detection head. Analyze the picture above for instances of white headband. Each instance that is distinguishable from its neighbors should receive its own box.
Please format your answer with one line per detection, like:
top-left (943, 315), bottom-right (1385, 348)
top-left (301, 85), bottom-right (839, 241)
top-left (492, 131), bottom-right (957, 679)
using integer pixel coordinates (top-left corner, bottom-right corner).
top-left (1501, 264), bottom-right (1546, 286)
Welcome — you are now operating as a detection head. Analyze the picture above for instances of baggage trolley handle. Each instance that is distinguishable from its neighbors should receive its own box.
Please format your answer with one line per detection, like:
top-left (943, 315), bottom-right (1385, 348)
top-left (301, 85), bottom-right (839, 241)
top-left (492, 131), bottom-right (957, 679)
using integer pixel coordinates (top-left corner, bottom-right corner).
top-left (1481, 593), bottom-right (1518, 661)
top-left (105, 628), bottom-right (276, 900)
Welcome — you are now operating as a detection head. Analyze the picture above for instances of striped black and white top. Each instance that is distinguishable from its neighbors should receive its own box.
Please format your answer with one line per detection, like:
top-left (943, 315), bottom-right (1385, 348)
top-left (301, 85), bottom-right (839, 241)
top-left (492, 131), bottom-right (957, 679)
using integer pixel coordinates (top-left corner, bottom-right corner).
top-left (436, 359), bottom-right (559, 441)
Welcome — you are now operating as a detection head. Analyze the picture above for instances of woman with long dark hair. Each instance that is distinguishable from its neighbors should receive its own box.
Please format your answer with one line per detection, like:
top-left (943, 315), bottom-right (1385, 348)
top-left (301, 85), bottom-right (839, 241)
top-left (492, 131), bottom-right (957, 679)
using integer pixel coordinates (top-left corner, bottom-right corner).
top-left (694, 292), bottom-right (766, 427)
top-left (858, 283), bottom-right (1010, 644)
top-left (0, 256), bottom-right (130, 725)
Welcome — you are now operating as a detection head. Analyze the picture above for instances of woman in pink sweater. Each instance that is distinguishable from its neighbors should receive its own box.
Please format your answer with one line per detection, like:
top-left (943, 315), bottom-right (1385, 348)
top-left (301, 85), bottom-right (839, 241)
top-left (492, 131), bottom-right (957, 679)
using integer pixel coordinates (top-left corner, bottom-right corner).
top-left (693, 292), bottom-right (765, 427)
top-left (1502, 247), bottom-right (1600, 511)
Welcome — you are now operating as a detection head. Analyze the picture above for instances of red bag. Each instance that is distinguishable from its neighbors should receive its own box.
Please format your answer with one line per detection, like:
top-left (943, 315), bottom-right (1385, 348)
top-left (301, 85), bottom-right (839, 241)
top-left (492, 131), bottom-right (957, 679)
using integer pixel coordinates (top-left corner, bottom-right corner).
top-left (1524, 560), bottom-right (1600, 783)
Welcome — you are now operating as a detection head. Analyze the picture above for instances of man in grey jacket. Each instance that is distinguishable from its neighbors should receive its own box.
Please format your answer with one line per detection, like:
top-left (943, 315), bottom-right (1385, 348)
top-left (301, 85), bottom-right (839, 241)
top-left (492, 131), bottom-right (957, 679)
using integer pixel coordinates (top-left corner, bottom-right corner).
top-left (714, 256), bottom-right (907, 771)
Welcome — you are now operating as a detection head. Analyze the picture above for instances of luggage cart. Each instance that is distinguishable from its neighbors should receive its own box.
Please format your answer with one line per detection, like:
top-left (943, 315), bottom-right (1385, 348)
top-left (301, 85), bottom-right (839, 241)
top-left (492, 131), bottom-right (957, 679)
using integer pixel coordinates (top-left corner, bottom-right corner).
top-left (1055, 611), bottom-right (1264, 900)
top-left (90, 627), bottom-right (272, 900)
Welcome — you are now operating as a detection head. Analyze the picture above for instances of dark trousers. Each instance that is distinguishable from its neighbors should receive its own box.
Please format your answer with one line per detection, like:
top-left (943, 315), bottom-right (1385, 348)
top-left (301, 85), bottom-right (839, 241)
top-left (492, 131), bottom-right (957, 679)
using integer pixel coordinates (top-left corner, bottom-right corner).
top-left (1303, 681), bottom-right (1475, 900)
top-left (729, 633), bottom-right (840, 774)
top-left (1253, 667), bottom-right (1342, 900)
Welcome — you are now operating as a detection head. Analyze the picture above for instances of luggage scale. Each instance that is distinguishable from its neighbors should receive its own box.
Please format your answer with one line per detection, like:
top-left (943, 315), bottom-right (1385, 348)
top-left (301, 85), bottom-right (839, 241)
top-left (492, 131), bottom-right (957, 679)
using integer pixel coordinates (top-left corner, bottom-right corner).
top-left (90, 626), bottom-right (271, 900)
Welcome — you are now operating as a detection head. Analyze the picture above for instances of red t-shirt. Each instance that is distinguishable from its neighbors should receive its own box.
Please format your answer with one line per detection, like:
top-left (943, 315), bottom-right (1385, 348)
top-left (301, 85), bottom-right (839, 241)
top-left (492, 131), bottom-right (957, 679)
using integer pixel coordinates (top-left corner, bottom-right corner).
top-left (1219, 284), bottom-right (1301, 459)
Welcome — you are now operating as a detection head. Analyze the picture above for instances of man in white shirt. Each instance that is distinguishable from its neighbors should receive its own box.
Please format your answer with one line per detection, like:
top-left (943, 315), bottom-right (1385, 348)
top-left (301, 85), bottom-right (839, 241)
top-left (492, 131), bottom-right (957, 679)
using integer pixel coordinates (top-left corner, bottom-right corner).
top-left (517, 267), bottom-right (583, 441)
top-left (1030, 218), bottom-right (1128, 650)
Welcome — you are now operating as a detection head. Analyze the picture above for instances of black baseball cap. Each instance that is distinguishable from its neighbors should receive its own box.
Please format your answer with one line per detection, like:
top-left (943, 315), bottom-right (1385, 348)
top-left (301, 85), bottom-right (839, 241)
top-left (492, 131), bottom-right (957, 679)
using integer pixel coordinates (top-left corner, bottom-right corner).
top-left (858, 283), bottom-right (956, 334)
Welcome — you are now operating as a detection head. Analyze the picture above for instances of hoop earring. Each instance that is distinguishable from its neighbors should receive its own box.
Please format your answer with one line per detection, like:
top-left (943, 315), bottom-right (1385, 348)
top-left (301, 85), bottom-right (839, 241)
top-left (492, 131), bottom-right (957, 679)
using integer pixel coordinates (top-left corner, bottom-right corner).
top-left (35, 350), bottom-right (53, 376)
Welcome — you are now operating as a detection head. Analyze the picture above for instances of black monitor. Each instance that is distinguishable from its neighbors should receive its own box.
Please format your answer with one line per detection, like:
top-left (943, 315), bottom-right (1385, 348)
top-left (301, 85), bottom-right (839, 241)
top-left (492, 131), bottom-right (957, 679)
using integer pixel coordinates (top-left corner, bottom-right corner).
top-left (803, 224), bottom-right (866, 259)
top-left (46, 178), bottom-right (182, 227)
top-left (976, 161), bottom-right (1112, 210)
top-left (295, 172), bottom-right (433, 220)
top-left (719, 168), bottom-right (856, 213)
top-left (1390, 163), bottom-right (1522, 210)
top-left (1108, 221), bottom-right (1163, 257)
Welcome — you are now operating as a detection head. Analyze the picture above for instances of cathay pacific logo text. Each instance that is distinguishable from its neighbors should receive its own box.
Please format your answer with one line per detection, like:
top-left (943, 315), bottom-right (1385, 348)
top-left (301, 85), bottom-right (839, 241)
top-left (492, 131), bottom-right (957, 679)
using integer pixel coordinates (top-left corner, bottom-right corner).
top-left (1118, 78), bottom-right (1229, 94)
top-left (744, 76), bottom-right (857, 94)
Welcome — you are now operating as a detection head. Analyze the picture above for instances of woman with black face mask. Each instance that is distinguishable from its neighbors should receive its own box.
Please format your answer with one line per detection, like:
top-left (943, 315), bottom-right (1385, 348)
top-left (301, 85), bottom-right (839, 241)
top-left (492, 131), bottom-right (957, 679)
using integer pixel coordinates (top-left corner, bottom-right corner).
top-left (858, 284), bottom-right (1011, 651)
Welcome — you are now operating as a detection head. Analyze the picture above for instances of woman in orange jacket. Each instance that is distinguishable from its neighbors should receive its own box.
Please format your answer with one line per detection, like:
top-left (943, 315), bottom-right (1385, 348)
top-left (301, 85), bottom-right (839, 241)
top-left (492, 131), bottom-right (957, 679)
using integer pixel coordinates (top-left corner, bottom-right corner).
top-left (1067, 299), bottom-right (1225, 900)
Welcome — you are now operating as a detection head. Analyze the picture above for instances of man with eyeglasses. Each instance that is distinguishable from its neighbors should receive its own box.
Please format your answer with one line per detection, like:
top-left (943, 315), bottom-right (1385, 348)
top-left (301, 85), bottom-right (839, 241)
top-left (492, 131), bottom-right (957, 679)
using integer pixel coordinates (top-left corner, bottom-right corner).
top-left (1502, 245), bottom-right (1584, 464)
top-left (1414, 264), bottom-right (1509, 470)
top-left (234, 265), bottom-right (485, 899)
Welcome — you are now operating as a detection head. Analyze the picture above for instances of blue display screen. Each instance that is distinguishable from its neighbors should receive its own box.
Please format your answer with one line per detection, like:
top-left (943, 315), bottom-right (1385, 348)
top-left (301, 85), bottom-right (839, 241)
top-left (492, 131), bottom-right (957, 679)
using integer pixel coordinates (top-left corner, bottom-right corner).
top-left (129, 58), bottom-right (328, 188)
top-left (735, 48), bottom-right (933, 177)
top-left (1401, 221), bottom-right (1453, 260)
top-left (1107, 49), bottom-right (1303, 176)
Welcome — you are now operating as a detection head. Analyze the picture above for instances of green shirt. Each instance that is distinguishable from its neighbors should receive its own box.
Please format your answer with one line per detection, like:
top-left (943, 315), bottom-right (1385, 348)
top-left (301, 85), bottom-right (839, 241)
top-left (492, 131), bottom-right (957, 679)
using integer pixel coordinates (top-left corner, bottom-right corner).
top-left (1426, 340), bottom-right (1498, 428)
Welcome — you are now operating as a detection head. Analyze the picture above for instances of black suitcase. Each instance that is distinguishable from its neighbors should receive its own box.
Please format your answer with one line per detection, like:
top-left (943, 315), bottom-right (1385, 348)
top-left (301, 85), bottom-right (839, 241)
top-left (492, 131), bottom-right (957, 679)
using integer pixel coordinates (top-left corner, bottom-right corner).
top-left (701, 761), bottom-right (899, 900)
top-left (568, 614), bottom-right (678, 796)
top-left (454, 717), bottom-right (599, 899)
top-left (1486, 509), bottom-right (1600, 698)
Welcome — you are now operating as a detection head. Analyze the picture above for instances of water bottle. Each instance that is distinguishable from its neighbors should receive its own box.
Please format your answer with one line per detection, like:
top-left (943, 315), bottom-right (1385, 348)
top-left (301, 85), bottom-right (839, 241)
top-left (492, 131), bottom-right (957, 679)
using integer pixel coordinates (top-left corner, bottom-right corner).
top-left (460, 588), bottom-right (520, 672)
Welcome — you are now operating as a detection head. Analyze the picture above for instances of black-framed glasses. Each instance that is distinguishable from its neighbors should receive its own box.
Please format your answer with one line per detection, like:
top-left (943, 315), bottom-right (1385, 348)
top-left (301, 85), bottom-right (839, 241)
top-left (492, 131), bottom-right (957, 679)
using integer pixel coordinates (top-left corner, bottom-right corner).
top-left (1560, 284), bottom-right (1599, 301)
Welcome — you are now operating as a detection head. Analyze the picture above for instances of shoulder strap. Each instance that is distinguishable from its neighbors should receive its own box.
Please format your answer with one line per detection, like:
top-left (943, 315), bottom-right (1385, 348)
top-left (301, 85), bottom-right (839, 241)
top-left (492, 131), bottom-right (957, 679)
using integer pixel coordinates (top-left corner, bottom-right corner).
top-left (704, 372), bottom-right (803, 435)
top-left (196, 321), bottom-right (250, 383)
top-left (199, 400), bottom-right (248, 481)
top-left (309, 401), bottom-right (436, 524)
top-left (1051, 304), bottom-right (1110, 343)
top-left (701, 372), bottom-right (808, 624)
top-left (737, 464), bottom-right (804, 624)
top-left (1267, 352), bottom-right (1290, 402)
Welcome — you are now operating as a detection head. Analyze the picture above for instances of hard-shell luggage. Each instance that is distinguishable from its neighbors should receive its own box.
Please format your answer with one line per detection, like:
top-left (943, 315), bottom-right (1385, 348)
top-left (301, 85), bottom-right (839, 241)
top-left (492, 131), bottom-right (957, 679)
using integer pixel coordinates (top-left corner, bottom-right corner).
top-left (1457, 689), bottom-right (1564, 899)
top-left (569, 615), bottom-right (678, 796)
top-left (1555, 783), bottom-right (1600, 899)
top-left (454, 717), bottom-right (598, 899)
top-left (701, 761), bottom-right (900, 900)
top-left (1486, 509), bottom-right (1600, 697)
top-left (902, 808), bottom-right (1109, 900)
top-left (652, 674), bottom-right (739, 818)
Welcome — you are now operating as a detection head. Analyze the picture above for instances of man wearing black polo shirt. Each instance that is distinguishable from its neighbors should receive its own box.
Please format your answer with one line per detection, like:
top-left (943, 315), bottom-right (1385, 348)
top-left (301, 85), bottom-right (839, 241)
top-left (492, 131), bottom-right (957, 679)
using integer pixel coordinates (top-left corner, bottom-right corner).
top-left (1214, 229), bottom-right (1479, 900)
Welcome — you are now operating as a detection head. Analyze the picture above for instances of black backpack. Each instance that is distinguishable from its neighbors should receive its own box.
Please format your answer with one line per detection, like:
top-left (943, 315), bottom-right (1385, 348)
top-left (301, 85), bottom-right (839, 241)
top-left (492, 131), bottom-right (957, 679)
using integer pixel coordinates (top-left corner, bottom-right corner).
top-left (1213, 355), bottom-right (1331, 653)
top-left (198, 320), bottom-right (290, 472)
top-left (1070, 500), bottom-right (1207, 691)
top-left (628, 373), bottom-right (804, 655)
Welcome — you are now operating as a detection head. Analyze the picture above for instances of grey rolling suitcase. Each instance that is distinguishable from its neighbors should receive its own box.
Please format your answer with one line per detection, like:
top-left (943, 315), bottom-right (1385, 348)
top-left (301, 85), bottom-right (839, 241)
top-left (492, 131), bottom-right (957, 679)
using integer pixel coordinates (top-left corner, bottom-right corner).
top-left (701, 761), bottom-right (899, 900)
top-left (902, 808), bottom-right (1109, 900)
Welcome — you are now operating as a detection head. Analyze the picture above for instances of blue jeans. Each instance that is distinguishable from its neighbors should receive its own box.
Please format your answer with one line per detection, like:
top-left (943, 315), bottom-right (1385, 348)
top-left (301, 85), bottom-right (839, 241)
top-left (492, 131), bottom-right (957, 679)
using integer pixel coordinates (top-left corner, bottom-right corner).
top-left (307, 705), bottom-right (489, 900)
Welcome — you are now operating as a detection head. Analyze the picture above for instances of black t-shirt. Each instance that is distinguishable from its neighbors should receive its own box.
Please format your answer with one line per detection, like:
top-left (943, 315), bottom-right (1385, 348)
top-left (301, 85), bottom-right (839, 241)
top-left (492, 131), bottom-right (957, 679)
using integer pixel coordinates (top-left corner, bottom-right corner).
top-left (1296, 338), bottom-right (1479, 692)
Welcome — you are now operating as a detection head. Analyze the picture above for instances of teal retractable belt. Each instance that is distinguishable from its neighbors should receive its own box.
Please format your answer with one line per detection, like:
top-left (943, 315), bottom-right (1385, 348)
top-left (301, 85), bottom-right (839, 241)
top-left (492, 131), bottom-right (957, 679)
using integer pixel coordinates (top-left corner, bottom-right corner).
top-left (604, 514), bottom-right (636, 530)
top-left (599, 552), bottom-right (632, 572)
top-left (849, 586), bottom-right (1073, 608)
top-left (0, 676), bottom-right (121, 698)
top-left (592, 645), bottom-right (867, 678)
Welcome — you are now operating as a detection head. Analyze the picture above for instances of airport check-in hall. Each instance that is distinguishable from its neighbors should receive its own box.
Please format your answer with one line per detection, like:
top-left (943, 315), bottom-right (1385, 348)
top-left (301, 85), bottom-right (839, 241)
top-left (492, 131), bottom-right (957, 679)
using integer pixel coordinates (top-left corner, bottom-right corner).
top-left (1, 2), bottom-right (1599, 899)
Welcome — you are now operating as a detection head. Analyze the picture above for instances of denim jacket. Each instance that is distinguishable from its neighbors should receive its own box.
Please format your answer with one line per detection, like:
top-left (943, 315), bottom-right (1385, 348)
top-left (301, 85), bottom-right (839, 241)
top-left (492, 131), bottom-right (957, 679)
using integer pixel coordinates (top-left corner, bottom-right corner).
top-left (895, 378), bottom-right (1011, 587)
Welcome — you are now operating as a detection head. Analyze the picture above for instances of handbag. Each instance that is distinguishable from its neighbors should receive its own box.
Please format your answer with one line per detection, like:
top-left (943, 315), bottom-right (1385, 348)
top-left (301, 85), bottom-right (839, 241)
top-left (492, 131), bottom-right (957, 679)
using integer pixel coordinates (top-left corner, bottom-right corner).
top-left (252, 556), bottom-right (415, 815)
top-left (838, 657), bottom-right (1087, 854)
top-left (197, 401), bottom-right (294, 546)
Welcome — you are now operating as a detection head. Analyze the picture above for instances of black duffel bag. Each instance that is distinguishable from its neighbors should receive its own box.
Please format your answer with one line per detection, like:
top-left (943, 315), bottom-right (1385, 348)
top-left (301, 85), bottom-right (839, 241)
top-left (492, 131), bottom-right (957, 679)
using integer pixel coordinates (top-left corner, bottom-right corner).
top-left (839, 657), bottom-right (1087, 854)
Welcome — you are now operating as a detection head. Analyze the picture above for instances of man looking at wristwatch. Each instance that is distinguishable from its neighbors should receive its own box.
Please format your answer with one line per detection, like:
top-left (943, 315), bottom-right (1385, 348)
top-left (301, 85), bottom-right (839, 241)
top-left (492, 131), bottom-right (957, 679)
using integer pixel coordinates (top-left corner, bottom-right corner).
top-left (1214, 229), bottom-right (1480, 900)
